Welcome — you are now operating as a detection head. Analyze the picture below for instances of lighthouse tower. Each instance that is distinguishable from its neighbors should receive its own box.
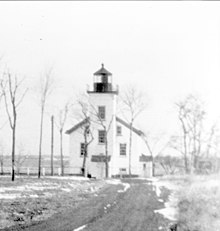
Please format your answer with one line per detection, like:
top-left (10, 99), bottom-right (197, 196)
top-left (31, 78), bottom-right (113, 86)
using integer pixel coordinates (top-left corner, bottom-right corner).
top-left (87, 64), bottom-right (118, 178)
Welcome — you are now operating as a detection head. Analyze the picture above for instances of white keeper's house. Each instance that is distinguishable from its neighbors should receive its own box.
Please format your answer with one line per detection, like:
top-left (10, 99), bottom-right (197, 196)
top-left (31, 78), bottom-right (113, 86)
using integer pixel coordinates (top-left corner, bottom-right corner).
top-left (66, 64), bottom-right (152, 179)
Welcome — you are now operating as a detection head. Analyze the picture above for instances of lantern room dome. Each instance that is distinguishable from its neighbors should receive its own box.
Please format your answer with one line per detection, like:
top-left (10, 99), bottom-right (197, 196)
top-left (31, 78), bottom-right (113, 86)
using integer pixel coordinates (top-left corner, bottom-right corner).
top-left (93, 64), bottom-right (112, 76)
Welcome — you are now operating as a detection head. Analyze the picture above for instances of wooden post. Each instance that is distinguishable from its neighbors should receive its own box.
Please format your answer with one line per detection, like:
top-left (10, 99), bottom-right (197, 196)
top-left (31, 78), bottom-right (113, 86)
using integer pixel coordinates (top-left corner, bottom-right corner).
top-left (42, 167), bottom-right (45, 176)
top-left (51, 115), bottom-right (54, 176)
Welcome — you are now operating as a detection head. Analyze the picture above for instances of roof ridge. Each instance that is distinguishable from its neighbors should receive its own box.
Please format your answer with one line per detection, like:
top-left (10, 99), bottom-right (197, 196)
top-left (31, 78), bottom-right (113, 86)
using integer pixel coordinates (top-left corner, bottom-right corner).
top-left (116, 116), bottom-right (143, 136)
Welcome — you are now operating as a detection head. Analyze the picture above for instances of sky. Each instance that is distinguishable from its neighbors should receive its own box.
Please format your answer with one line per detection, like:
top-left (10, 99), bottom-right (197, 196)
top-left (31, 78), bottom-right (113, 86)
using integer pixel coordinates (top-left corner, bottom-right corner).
top-left (0, 1), bottom-right (220, 156)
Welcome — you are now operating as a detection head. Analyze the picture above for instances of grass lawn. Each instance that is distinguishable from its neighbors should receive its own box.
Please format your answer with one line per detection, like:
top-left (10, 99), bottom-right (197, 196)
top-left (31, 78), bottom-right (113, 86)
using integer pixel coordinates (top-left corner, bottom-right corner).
top-left (0, 176), bottom-right (106, 230)
top-left (174, 174), bottom-right (220, 231)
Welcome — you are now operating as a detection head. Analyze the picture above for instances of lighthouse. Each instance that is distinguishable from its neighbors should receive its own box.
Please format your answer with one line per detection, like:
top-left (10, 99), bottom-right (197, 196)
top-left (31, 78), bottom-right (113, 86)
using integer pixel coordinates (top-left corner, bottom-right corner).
top-left (87, 64), bottom-right (118, 178)
top-left (66, 64), bottom-right (152, 179)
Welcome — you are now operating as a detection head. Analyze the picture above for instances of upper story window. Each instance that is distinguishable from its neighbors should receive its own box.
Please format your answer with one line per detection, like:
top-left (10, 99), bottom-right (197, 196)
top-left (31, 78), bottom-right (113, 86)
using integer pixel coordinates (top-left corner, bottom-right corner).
top-left (80, 143), bottom-right (85, 157)
top-left (98, 106), bottom-right (105, 120)
top-left (120, 143), bottom-right (127, 156)
top-left (117, 126), bottom-right (122, 136)
top-left (98, 130), bottom-right (106, 144)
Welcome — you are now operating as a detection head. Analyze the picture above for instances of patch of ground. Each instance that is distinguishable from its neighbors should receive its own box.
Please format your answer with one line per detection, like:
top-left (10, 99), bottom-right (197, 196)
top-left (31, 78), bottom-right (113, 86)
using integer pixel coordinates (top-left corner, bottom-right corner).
top-left (1, 178), bottom-right (178, 231)
top-left (176, 174), bottom-right (220, 231)
top-left (150, 178), bottom-right (180, 221)
top-left (0, 177), bottom-right (182, 231)
top-left (0, 176), bottom-right (106, 230)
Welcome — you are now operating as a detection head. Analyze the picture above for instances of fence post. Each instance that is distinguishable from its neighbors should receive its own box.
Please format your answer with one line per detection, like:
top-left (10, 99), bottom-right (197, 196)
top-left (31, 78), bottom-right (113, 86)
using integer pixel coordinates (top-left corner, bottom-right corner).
top-left (58, 168), bottom-right (61, 176)
top-left (42, 168), bottom-right (45, 176)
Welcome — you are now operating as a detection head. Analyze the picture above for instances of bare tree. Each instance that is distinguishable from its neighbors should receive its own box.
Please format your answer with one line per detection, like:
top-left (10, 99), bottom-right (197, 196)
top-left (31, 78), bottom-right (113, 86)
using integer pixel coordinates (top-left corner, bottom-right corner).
top-left (203, 123), bottom-right (220, 173)
top-left (205, 123), bottom-right (218, 158)
top-left (156, 155), bottom-right (181, 175)
top-left (37, 69), bottom-right (54, 178)
top-left (15, 143), bottom-right (29, 174)
top-left (77, 99), bottom-right (94, 177)
top-left (0, 79), bottom-right (3, 103)
top-left (55, 103), bottom-right (69, 176)
top-left (120, 86), bottom-right (147, 176)
top-left (0, 79), bottom-right (4, 175)
top-left (0, 142), bottom-right (4, 175)
top-left (50, 115), bottom-right (54, 176)
top-left (71, 94), bottom-right (94, 177)
top-left (174, 95), bottom-right (205, 173)
top-left (0, 71), bottom-right (27, 181)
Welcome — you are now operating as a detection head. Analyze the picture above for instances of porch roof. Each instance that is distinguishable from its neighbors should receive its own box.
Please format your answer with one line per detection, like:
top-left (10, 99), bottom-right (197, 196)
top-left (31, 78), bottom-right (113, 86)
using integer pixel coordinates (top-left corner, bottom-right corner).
top-left (91, 155), bottom-right (111, 163)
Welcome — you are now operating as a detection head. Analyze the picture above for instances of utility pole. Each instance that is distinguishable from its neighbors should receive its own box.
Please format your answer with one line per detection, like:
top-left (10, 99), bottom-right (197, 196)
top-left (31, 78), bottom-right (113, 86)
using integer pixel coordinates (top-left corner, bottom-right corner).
top-left (51, 115), bottom-right (54, 176)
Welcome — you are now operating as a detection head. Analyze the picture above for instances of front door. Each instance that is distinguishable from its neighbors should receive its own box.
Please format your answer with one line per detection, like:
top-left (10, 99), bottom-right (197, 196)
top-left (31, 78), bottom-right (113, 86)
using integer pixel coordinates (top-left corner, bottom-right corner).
top-left (142, 162), bottom-right (153, 178)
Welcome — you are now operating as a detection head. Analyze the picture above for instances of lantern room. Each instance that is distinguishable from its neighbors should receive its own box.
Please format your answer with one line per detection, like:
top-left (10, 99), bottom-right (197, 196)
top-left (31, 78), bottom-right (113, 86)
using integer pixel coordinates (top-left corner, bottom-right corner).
top-left (88, 64), bottom-right (118, 94)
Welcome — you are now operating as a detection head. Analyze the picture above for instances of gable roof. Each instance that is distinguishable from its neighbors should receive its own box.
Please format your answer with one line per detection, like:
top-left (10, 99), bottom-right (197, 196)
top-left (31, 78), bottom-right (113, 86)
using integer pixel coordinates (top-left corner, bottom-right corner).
top-left (139, 154), bottom-right (152, 162)
top-left (65, 118), bottom-right (89, 134)
top-left (116, 117), bottom-right (143, 136)
top-left (65, 116), bottom-right (143, 136)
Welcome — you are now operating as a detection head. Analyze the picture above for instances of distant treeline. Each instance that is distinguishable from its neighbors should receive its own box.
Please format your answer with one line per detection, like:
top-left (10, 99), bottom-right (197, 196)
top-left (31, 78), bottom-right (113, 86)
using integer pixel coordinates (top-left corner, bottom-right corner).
top-left (155, 155), bottom-right (220, 175)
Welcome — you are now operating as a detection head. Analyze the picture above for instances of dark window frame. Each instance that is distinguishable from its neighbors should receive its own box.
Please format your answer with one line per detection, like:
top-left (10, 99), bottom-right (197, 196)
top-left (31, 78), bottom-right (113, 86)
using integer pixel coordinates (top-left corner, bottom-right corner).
top-left (120, 143), bottom-right (127, 156)
top-left (117, 126), bottom-right (122, 136)
top-left (80, 143), bottom-right (85, 157)
top-left (98, 130), bottom-right (106, 144)
top-left (98, 106), bottom-right (106, 120)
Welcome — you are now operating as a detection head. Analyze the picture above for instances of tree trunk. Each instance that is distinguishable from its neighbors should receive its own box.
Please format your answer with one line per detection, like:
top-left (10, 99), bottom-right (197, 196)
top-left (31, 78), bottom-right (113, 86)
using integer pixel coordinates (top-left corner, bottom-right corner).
top-left (152, 161), bottom-right (155, 177)
top-left (60, 129), bottom-right (64, 176)
top-left (12, 124), bottom-right (16, 181)
top-left (38, 108), bottom-right (44, 179)
top-left (82, 129), bottom-right (88, 177)
top-left (128, 121), bottom-right (133, 176)
top-left (183, 133), bottom-right (188, 174)
top-left (142, 137), bottom-right (154, 177)
top-left (51, 115), bottom-right (54, 176)
top-left (180, 118), bottom-right (189, 174)
top-left (0, 160), bottom-right (3, 175)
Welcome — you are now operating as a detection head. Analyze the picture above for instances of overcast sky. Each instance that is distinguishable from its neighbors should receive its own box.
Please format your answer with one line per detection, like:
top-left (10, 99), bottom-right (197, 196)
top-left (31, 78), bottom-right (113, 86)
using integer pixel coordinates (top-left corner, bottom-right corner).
top-left (0, 2), bottom-right (220, 156)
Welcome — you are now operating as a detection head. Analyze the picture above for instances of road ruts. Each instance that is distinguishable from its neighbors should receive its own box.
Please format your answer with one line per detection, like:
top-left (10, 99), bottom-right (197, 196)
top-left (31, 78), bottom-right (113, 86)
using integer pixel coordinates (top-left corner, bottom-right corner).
top-left (3, 179), bottom-right (171, 231)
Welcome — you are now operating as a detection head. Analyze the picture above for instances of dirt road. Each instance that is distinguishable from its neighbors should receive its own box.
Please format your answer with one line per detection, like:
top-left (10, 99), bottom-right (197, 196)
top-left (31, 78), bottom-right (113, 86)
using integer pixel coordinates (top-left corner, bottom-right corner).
top-left (4, 179), bottom-right (174, 231)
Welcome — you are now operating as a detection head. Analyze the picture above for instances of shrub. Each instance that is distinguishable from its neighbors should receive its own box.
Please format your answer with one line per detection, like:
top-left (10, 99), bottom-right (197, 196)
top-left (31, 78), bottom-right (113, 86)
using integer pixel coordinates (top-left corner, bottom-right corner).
top-left (177, 175), bottom-right (220, 231)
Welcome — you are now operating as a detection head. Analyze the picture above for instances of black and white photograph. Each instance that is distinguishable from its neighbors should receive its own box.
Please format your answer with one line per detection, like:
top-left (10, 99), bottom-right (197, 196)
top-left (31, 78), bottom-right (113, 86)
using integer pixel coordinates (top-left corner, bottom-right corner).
top-left (0, 1), bottom-right (220, 231)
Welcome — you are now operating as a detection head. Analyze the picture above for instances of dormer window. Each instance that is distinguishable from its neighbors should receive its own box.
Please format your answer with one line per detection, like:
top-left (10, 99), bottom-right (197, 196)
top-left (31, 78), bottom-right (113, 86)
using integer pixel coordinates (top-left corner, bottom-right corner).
top-left (98, 106), bottom-right (105, 120)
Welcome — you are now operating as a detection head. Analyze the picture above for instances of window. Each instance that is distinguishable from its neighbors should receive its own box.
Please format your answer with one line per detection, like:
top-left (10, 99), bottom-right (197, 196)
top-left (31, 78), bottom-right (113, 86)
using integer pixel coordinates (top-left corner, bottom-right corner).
top-left (98, 106), bottom-right (105, 120)
top-left (117, 126), bottom-right (122, 136)
top-left (119, 168), bottom-right (127, 173)
top-left (120, 143), bottom-right (127, 156)
top-left (98, 130), bottom-right (106, 144)
top-left (80, 143), bottom-right (85, 157)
